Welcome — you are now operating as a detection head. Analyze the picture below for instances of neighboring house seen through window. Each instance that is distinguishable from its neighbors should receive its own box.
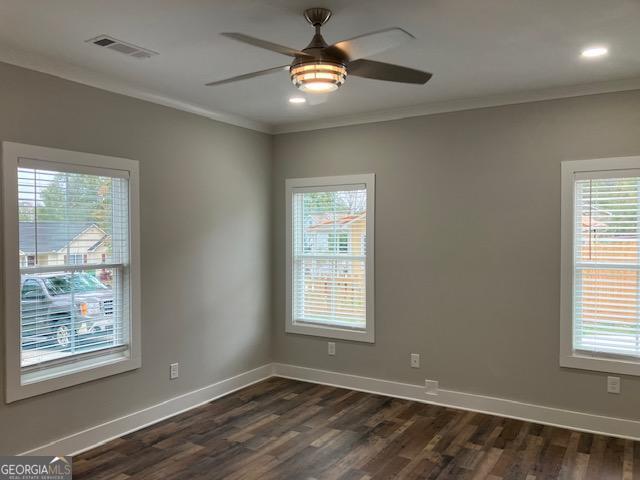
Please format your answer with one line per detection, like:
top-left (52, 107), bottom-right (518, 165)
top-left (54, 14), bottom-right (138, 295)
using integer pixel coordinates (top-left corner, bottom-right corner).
top-left (286, 174), bottom-right (375, 342)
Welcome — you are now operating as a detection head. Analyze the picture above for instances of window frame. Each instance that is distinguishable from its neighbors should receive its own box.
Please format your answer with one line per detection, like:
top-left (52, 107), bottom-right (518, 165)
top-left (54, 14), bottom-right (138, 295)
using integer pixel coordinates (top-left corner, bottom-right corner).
top-left (2, 142), bottom-right (141, 402)
top-left (561, 156), bottom-right (640, 376)
top-left (285, 174), bottom-right (375, 343)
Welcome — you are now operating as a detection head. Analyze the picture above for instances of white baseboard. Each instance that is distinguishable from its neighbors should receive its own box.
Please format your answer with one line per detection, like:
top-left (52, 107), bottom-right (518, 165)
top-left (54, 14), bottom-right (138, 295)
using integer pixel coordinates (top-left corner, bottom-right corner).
top-left (19, 361), bottom-right (640, 456)
top-left (272, 363), bottom-right (640, 441)
top-left (20, 363), bottom-right (275, 456)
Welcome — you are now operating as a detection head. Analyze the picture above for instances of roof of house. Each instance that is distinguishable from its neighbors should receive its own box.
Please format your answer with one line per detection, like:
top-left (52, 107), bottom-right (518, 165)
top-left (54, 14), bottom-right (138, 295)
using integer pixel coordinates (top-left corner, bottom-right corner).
top-left (19, 221), bottom-right (103, 253)
top-left (308, 212), bottom-right (366, 231)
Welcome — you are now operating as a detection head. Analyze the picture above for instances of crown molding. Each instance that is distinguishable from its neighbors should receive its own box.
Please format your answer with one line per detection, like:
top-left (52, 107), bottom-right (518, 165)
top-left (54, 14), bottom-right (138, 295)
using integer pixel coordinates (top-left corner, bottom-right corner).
top-left (272, 76), bottom-right (640, 134)
top-left (2, 43), bottom-right (639, 137)
top-left (0, 45), bottom-right (272, 134)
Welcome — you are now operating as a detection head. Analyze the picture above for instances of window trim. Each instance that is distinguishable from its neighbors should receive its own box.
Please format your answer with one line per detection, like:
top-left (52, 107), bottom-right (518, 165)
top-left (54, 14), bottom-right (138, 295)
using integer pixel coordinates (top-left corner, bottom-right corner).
top-left (285, 174), bottom-right (375, 343)
top-left (2, 142), bottom-right (141, 402)
top-left (560, 156), bottom-right (640, 376)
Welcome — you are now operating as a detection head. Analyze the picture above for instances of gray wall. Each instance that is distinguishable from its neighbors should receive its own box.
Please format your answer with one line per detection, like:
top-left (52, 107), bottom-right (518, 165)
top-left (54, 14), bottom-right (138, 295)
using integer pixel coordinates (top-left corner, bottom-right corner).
top-left (3, 57), bottom-right (640, 454)
top-left (272, 89), bottom-right (640, 421)
top-left (0, 62), bottom-right (272, 454)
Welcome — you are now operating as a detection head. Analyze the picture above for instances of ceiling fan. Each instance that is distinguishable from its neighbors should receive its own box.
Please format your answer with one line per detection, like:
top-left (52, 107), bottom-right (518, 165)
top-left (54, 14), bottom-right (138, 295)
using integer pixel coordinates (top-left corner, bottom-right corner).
top-left (205, 7), bottom-right (432, 94)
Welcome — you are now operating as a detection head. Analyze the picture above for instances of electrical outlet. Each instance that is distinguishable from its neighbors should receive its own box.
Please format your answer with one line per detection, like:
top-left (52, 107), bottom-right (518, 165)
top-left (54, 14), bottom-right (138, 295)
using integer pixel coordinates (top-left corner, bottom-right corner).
top-left (607, 376), bottom-right (620, 394)
top-left (425, 379), bottom-right (439, 396)
top-left (410, 353), bottom-right (420, 368)
top-left (328, 342), bottom-right (336, 356)
top-left (170, 363), bottom-right (179, 380)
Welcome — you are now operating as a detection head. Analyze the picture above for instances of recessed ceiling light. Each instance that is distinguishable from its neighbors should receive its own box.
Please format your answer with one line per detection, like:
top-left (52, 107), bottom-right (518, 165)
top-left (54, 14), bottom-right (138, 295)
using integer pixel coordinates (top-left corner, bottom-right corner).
top-left (289, 97), bottom-right (306, 104)
top-left (581, 46), bottom-right (608, 58)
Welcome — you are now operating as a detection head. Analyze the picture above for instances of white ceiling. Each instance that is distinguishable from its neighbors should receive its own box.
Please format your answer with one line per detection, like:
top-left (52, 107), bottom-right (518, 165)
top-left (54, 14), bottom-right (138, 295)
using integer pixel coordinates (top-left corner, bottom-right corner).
top-left (1, 0), bottom-right (639, 133)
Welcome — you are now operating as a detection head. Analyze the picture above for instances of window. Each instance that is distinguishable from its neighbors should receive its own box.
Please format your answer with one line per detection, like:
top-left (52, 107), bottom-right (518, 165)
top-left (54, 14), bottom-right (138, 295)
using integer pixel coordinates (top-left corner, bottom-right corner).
top-left (67, 254), bottom-right (84, 265)
top-left (3, 142), bottom-right (140, 402)
top-left (286, 174), bottom-right (374, 342)
top-left (561, 156), bottom-right (640, 376)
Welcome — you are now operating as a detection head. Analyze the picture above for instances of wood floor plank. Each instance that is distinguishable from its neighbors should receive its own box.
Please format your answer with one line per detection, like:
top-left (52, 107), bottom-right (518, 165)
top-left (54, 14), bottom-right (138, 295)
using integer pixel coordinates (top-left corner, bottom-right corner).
top-left (73, 378), bottom-right (639, 479)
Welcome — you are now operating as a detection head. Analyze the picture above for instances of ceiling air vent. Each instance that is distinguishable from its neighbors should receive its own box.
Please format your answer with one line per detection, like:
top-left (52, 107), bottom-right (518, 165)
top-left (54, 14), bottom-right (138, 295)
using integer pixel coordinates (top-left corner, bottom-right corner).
top-left (86, 35), bottom-right (158, 59)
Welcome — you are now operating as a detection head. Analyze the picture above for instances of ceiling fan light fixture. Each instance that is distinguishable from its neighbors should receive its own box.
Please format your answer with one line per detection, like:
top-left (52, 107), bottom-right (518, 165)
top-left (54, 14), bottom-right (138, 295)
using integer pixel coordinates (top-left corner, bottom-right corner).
top-left (290, 62), bottom-right (347, 93)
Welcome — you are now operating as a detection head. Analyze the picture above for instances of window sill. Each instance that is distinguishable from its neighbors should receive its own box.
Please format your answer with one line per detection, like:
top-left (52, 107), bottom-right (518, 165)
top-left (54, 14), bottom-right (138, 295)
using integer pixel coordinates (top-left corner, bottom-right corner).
top-left (286, 321), bottom-right (374, 343)
top-left (6, 349), bottom-right (140, 403)
top-left (560, 352), bottom-right (640, 376)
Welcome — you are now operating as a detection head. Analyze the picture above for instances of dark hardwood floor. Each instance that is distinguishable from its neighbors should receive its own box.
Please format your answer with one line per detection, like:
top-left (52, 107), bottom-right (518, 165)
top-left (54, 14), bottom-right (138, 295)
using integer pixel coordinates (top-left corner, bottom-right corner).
top-left (73, 377), bottom-right (638, 479)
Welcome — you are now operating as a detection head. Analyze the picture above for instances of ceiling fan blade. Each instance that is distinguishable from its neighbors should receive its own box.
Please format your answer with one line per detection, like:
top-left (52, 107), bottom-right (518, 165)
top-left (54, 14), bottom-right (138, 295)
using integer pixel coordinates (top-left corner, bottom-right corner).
top-left (205, 65), bottom-right (289, 86)
top-left (221, 32), bottom-right (311, 58)
top-left (348, 59), bottom-right (432, 84)
top-left (324, 28), bottom-right (414, 61)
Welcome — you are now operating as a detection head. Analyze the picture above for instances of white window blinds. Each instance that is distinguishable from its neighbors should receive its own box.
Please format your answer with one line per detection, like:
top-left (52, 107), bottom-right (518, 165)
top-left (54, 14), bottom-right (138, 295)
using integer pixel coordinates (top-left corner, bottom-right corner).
top-left (574, 175), bottom-right (640, 358)
top-left (17, 163), bottom-right (130, 370)
top-left (292, 187), bottom-right (368, 330)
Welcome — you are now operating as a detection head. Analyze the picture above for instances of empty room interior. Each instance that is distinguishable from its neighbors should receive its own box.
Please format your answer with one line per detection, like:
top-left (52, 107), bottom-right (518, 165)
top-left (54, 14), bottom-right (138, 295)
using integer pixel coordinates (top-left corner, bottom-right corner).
top-left (2, 1), bottom-right (640, 478)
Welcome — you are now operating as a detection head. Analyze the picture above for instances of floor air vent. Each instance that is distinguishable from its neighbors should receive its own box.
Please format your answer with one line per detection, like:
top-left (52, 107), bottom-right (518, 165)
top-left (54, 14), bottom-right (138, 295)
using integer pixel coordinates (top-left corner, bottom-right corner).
top-left (86, 35), bottom-right (158, 59)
